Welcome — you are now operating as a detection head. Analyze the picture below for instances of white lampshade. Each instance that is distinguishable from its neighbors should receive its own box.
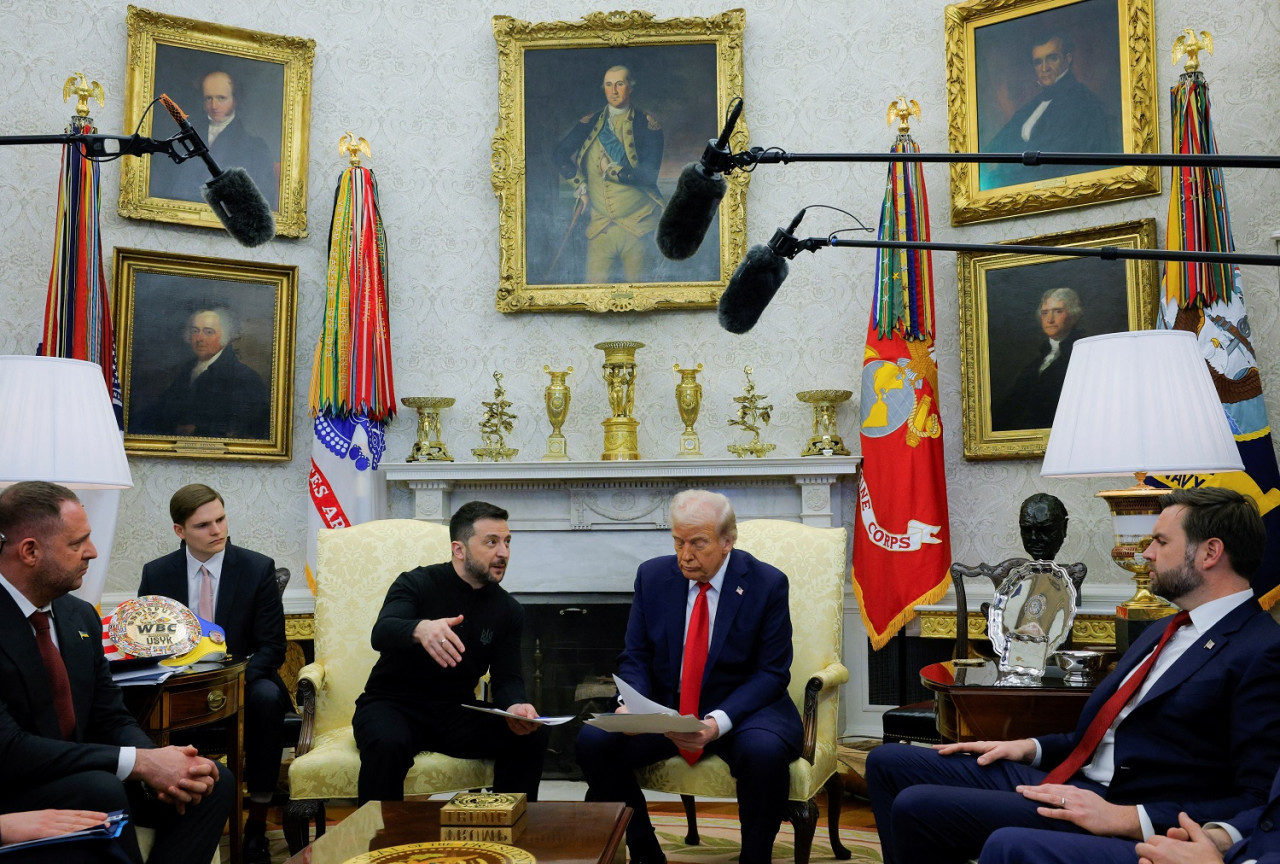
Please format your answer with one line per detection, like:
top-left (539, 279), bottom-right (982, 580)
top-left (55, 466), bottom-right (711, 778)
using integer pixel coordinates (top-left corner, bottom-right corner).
top-left (0, 355), bottom-right (132, 488)
top-left (1041, 330), bottom-right (1242, 478)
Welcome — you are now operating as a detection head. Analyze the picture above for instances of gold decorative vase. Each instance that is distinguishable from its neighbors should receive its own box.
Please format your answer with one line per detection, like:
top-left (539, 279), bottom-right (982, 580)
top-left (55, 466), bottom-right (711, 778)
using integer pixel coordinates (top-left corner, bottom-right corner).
top-left (402, 396), bottom-right (455, 462)
top-left (596, 341), bottom-right (644, 461)
top-left (797, 389), bottom-right (853, 456)
top-left (674, 363), bottom-right (704, 457)
top-left (543, 365), bottom-right (573, 461)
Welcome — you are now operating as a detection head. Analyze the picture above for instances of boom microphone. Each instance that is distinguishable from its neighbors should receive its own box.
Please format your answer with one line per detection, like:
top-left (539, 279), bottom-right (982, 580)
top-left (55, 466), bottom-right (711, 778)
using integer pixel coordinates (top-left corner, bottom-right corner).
top-left (655, 99), bottom-right (743, 261)
top-left (158, 94), bottom-right (275, 247)
top-left (717, 209), bottom-right (807, 334)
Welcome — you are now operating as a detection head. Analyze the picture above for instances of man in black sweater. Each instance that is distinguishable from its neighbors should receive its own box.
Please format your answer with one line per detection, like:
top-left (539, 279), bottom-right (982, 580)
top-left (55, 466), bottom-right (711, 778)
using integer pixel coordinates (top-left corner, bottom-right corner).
top-left (352, 501), bottom-right (548, 803)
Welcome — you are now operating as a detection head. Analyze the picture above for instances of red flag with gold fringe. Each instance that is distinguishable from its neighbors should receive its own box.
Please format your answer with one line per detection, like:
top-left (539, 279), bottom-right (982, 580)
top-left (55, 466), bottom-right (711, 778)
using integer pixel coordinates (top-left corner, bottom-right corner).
top-left (852, 124), bottom-right (952, 649)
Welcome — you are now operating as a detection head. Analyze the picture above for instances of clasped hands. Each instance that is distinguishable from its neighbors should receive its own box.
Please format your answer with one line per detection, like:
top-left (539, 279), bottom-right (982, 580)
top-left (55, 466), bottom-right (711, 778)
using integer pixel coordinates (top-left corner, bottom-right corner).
top-left (933, 739), bottom-right (1141, 839)
top-left (130, 744), bottom-right (220, 814)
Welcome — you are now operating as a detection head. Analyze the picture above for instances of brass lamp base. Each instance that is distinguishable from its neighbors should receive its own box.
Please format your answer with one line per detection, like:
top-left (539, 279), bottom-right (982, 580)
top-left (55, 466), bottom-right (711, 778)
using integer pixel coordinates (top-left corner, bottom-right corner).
top-left (1097, 477), bottom-right (1178, 652)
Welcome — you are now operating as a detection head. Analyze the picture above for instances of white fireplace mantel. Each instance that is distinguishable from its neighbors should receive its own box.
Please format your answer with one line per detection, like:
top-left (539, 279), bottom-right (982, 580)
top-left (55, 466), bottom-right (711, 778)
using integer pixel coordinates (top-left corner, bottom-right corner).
top-left (383, 456), bottom-right (860, 594)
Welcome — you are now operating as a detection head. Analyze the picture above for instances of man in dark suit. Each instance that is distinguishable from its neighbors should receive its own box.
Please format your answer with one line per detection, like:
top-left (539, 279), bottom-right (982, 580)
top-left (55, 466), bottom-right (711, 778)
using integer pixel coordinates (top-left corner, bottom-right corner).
top-left (867, 487), bottom-right (1280, 864)
top-left (993, 287), bottom-right (1085, 432)
top-left (981, 32), bottom-right (1118, 189)
top-left (576, 489), bottom-right (802, 864)
top-left (0, 481), bottom-right (232, 864)
top-left (139, 483), bottom-right (287, 864)
top-left (138, 307), bottom-right (270, 440)
top-left (151, 69), bottom-right (278, 210)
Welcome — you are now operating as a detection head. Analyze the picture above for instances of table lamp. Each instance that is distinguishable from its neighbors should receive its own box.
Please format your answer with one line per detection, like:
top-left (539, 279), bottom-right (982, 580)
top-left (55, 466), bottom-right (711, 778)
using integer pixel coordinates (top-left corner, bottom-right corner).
top-left (1040, 331), bottom-right (1242, 643)
top-left (0, 356), bottom-right (133, 602)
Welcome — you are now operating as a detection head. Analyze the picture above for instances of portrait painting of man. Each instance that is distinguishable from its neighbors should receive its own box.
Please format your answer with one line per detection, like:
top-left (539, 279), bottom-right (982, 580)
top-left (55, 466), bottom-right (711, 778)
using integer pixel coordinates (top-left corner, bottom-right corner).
top-left (148, 45), bottom-right (284, 211)
top-left (972, 0), bottom-right (1123, 190)
top-left (986, 257), bottom-right (1131, 433)
top-left (523, 43), bottom-right (720, 286)
top-left (124, 275), bottom-right (277, 442)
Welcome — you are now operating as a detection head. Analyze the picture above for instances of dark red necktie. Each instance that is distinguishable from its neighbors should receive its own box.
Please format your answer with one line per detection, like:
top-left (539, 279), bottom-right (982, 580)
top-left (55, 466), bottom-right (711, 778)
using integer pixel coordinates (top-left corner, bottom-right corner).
top-left (678, 582), bottom-right (712, 765)
top-left (1043, 610), bottom-right (1190, 785)
top-left (29, 611), bottom-right (76, 740)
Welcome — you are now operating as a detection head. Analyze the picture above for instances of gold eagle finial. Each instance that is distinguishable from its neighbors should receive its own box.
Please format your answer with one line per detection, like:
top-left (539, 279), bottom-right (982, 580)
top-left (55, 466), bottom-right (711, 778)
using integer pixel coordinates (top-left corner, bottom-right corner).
top-left (1172, 29), bottom-right (1213, 73)
top-left (339, 132), bottom-right (372, 167)
top-left (886, 96), bottom-right (921, 135)
top-left (62, 72), bottom-right (105, 118)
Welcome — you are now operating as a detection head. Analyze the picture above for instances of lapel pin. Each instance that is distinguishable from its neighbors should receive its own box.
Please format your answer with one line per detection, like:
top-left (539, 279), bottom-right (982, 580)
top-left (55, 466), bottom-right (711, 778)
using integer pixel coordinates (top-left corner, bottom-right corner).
top-left (78, 631), bottom-right (90, 639)
top-left (1204, 639), bottom-right (1215, 650)
top-left (736, 586), bottom-right (744, 595)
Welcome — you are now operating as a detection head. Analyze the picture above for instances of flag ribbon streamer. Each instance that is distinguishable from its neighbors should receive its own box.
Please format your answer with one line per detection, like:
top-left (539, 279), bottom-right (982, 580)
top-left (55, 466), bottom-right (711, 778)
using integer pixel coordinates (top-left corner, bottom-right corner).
top-left (309, 165), bottom-right (395, 421)
top-left (872, 136), bottom-right (934, 340)
top-left (1163, 71), bottom-right (1236, 310)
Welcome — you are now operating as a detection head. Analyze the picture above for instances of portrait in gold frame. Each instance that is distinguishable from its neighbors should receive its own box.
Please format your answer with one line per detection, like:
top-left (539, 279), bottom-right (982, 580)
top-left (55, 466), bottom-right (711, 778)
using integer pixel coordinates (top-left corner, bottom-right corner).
top-left (113, 247), bottom-right (297, 461)
top-left (491, 9), bottom-right (747, 313)
top-left (957, 219), bottom-right (1158, 460)
top-left (117, 5), bottom-right (315, 238)
top-left (944, 0), bottom-right (1158, 225)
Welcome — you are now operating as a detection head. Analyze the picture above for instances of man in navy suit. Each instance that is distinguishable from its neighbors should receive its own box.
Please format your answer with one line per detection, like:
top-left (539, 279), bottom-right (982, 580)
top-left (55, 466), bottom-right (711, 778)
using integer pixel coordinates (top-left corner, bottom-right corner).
top-left (139, 483), bottom-right (287, 864)
top-left (576, 489), bottom-right (802, 864)
top-left (0, 481), bottom-right (232, 864)
top-left (867, 487), bottom-right (1280, 864)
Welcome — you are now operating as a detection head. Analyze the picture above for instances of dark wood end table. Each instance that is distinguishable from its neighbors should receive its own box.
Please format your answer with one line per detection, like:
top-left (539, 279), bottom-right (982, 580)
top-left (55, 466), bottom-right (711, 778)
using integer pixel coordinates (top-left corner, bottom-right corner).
top-left (283, 801), bottom-right (630, 864)
top-left (921, 660), bottom-right (1096, 742)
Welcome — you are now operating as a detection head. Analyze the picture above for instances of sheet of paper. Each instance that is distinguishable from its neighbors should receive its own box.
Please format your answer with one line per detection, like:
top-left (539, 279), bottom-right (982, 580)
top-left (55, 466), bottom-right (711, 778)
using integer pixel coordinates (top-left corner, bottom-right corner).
top-left (584, 675), bottom-right (708, 733)
top-left (585, 712), bottom-right (708, 733)
top-left (461, 703), bottom-right (576, 726)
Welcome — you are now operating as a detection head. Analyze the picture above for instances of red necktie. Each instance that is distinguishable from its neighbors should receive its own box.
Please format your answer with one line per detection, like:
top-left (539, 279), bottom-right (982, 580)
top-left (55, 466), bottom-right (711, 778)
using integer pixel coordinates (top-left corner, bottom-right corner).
top-left (29, 611), bottom-right (76, 740)
top-left (1043, 610), bottom-right (1191, 785)
top-left (678, 582), bottom-right (712, 765)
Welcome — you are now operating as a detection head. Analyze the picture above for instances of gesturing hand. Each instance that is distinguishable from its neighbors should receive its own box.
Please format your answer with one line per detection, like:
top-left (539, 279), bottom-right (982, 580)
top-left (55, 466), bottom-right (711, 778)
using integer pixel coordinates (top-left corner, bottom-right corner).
top-left (414, 615), bottom-right (466, 668)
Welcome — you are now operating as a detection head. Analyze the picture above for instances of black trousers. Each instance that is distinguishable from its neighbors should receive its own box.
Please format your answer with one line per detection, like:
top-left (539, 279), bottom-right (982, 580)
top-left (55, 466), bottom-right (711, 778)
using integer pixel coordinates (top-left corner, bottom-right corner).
top-left (575, 722), bottom-right (795, 864)
top-left (352, 698), bottom-right (548, 804)
top-left (0, 764), bottom-right (235, 864)
top-left (243, 677), bottom-right (290, 797)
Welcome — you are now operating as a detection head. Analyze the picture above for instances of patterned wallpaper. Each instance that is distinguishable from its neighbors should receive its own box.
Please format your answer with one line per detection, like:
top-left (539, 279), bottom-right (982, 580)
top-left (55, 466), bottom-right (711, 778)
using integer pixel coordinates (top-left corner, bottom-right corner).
top-left (1, 1), bottom-right (1277, 599)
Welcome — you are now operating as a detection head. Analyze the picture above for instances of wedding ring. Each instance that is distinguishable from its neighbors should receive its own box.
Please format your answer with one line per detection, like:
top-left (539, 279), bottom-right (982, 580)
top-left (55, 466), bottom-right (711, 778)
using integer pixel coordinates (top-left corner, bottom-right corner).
top-left (440, 639), bottom-right (448, 645)
top-left (1060, 796), bottom-right (1066, 807)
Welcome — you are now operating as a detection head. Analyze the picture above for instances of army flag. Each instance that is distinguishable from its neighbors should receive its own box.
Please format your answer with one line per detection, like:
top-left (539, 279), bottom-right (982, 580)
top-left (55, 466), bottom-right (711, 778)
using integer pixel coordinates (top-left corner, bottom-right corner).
top-left (852, 118), bottom-right (953, 649)
top-left (1150, 59), bottom-right (1280, 606)
top-left (307, 148), bottom-right (395, 592)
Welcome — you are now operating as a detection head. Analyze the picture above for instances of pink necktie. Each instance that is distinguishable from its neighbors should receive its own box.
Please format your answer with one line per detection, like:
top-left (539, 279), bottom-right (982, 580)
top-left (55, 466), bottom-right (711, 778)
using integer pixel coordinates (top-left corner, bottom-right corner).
top-left (199, 565), bottom-right (215, 620)
top-left (678, 582), bottom-right (712, 765)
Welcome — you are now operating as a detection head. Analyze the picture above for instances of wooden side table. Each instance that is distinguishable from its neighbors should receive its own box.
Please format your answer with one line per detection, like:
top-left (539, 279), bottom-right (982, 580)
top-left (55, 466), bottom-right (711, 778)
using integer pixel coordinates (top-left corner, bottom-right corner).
top-left (920, 660), bottom-right (1095, 742)
top-left (122, 661), bottom-right (247, 864)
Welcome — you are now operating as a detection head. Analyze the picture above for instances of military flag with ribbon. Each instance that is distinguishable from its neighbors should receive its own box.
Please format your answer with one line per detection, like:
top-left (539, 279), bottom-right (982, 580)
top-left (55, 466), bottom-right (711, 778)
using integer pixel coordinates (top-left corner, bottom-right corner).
top-left (852, 101), bottom-right (953, 649)
top-left (40, 74), bottom-right (125, 607)
top-left (306, 136), bottom-right (395, 592)
top-left (1148, 35), bottom-right (1280, 606)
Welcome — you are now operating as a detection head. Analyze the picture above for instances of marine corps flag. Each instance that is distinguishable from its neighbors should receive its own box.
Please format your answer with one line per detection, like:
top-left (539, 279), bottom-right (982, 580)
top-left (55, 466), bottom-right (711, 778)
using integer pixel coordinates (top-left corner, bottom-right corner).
top-left (1149, 42), bottom-right (1280, 606)
top-left (306, 136), bottom-right (395, 593)
top-left (852, 102), bottom-right (952, 649)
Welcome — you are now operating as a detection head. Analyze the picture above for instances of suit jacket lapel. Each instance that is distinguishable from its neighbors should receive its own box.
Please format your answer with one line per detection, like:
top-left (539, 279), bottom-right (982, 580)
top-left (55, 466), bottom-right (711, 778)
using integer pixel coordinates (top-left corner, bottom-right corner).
top-left (664, 560), bottom-right (688, 678)
top-left (0, 590), bottom-right (64, 740)
top-left (51, 597), bottom-right (91, 740)
top-left (1137, 600), bottom-right (1254, 708)
top-left (157, 549), bottom-right (191, 607)
top-left (705, 549), bottom-right (747, 674)
top-left (214, 544), bottom-right (238, 624)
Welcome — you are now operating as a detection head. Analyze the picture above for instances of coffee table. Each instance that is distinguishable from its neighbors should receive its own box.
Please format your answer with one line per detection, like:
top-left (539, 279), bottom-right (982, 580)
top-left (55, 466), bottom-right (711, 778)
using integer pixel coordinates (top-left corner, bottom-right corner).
top-left (283, 801), bottom-right (630, 864)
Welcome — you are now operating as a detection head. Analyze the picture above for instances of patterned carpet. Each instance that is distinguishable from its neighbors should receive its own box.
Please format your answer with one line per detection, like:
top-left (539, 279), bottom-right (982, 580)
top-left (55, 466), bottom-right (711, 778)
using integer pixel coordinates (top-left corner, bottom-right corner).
top-left (650, 809), bottom-right (882, 864)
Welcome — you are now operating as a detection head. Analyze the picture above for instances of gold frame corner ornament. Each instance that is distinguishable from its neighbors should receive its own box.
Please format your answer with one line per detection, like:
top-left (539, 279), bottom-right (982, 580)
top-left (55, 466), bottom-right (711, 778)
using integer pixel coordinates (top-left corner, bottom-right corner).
top-left (112, 246), bottom-right (298, 461)
top-left (118, 5), bottom-right (316, 238)
top-left (490, 9), bottom-right (748, 313)
top-left (956, 218), bottom-right (1158, 460)
top-left (944, 0), bottom-right (1159, 225)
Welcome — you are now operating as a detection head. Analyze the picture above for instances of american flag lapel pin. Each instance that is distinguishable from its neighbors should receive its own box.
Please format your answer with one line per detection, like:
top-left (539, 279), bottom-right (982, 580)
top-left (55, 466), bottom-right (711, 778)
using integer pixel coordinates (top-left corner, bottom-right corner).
top-left (1205, 639), bottom-right (1215, 649)
top-left (736, 586), bottom-right (744, 595)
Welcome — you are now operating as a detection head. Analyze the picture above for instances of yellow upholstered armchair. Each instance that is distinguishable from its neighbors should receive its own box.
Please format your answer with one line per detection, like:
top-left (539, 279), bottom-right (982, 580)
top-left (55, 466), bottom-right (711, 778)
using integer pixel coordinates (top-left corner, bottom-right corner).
top-left (635, 519), bottom-right (851, 864)
top-left (283, 519), bottom-right (495, 853)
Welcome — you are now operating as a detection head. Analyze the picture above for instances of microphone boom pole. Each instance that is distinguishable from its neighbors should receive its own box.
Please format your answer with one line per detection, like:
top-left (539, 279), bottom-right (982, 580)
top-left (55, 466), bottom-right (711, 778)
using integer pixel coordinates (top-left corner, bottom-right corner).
top-left (726, 147), bottom-right (1280, 171)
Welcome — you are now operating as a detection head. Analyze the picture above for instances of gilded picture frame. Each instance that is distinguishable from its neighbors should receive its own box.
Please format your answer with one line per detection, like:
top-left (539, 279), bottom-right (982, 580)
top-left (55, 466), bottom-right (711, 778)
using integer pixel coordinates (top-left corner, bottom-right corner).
top-left (117, 5), bottom-right (315, 238)
top-left (958, 218), bottom-right (1158, 459)
top-left (944, 0), bottom-right (1159, 225)
top-left (491, 9), bottom-right (747, 313)
top-left (113, 247), bottom-right (298, 461)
